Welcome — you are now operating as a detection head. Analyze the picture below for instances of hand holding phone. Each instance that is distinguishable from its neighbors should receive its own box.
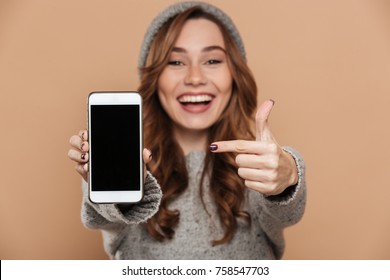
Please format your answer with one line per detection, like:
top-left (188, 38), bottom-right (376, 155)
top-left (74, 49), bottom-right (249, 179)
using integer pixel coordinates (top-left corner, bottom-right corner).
top-left (88, 91), bottom-right (143, 203)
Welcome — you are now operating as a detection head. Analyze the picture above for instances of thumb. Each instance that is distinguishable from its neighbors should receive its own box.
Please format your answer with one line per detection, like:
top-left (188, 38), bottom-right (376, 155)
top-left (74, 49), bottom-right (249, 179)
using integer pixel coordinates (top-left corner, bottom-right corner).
top-left (256, 99), bottom-right (275, 141)
top-left (142, 148), bottom-right (152, 180)
top-left (143, 148), bottom-right (152, 164)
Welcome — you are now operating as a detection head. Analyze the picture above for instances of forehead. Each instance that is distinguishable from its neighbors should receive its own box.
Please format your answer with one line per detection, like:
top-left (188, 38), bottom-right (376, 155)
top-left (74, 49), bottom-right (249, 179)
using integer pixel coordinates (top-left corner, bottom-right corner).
top-left (174, 18), bottom-right (225, 49)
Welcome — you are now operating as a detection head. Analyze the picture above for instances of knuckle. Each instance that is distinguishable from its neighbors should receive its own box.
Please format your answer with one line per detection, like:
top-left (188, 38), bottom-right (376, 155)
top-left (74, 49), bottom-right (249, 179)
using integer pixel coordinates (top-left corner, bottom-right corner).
top-left (269, 181), bottom-right (278, 191)
top-left (69, 135), bottom-right (76, 145)
top-left (68, 149), bottom-right (77, 160)
top-left (237, 167), bottom-right (244, 177)
top-left (262, 183), bottom-right (277, 195)
top-left (244, 180), bottom-right (252, 189)
top-left (244, 179), bottom-right (254, 188)
top-left (70, 135), bottom-right (82, 148)
top-left (245, 180), bottom-right (262, 192)
top-left (268, 156), bottom-right (279, 169)
top-left (235, 154), bottom-right (243, 166)
top-left (67, 150), bottom-right (72, 159)
top-left (235, 140), bottom-right (246, 152)
top-left (267, 143), bottom-right (278, 154)
top-left (76, 163), bottom-right (87, 175)
top-left (266, 170), bottom-right (278, 182)
top-left (75, 164), bottom-right (82, 173)
top-left (262, 188), bottom-right (273, 196)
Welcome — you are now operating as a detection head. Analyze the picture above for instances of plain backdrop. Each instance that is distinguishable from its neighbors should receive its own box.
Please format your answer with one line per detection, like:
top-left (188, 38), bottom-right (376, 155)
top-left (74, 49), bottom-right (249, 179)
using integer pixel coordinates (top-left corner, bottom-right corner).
top-left (1, 0), bottom-right (389, 259)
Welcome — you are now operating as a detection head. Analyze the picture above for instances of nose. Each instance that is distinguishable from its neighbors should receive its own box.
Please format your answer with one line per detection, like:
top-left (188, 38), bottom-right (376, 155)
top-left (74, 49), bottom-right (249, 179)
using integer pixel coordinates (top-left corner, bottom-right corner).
top-left (184, 64), bottom-right (207, 86)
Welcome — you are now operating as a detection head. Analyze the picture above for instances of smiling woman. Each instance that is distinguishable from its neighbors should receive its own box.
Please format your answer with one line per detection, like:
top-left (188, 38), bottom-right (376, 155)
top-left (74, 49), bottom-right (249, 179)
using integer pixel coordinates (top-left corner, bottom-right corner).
top-left (1, 0), bottom-right (390, 262)
top-left (157, 18), bottom-right (233, 132)
top-left (68, 1), bottom-right (306, 260)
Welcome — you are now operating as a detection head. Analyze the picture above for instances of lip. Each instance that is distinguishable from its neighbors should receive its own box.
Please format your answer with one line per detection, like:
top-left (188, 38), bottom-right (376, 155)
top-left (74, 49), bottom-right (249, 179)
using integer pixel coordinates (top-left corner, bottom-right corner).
top-left (177, 92), bottom-right (215, 113)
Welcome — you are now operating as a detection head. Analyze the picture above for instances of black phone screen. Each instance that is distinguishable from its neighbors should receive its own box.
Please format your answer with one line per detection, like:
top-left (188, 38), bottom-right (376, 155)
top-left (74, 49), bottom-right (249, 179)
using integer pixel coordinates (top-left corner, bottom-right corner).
top-left (90, 104), bottom-right (140, 191)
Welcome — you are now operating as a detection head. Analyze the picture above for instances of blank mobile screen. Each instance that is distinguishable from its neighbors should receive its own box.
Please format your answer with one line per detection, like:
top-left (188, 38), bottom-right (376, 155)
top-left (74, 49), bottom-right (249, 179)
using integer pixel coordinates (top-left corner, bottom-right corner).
top-left (90, 105), bottom-right (140, 191)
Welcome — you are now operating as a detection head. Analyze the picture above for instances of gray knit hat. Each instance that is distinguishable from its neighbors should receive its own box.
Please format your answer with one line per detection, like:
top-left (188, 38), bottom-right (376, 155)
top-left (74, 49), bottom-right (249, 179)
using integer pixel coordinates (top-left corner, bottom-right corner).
top-left (138, 1), bottom-right (246, 71)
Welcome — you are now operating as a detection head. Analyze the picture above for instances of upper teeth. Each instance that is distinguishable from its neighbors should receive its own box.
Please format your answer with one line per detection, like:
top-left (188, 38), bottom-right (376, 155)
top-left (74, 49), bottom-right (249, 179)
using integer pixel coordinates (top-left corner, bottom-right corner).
top-left (178, 95), bottom-right (213, 103)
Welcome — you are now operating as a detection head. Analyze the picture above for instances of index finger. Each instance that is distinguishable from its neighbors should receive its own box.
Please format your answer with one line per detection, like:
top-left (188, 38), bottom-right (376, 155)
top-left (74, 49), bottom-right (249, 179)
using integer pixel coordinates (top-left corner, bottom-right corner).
top-left (209, 140), bottom-right (270, 154)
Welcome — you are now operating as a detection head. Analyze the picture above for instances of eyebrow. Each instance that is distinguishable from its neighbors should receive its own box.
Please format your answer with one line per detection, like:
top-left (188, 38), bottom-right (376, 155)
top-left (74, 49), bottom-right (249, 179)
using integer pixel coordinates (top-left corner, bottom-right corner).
top-left (171, 45), bottom-right (226, 53)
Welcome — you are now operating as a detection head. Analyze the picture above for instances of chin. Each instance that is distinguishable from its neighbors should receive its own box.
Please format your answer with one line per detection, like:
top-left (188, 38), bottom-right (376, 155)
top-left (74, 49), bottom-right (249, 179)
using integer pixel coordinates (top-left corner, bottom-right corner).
top-left (179, 120), bottom-right (214, 131)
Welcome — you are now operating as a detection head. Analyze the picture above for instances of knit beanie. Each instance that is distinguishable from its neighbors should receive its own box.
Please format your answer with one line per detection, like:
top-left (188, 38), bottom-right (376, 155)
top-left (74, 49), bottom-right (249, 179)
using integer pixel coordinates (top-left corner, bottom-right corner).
top-left (138, 1), bottom-right (246, 72)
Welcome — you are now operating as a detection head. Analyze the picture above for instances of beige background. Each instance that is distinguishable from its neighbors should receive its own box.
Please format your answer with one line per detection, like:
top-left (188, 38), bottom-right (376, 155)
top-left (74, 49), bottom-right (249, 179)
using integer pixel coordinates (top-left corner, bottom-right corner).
top-left (0, 0), bottom-right (389, 259)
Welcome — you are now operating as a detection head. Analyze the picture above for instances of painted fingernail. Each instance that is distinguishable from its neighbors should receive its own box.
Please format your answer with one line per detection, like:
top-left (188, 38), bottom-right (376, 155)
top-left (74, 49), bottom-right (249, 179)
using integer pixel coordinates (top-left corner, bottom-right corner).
top-left (81, 154), bottom-right (86, 160)
top-left (209, 144), bottom-right (218, 151)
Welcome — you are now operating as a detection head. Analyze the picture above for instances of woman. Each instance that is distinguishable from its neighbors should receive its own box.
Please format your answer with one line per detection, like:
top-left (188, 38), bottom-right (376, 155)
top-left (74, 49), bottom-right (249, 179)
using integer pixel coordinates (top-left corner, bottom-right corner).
top-left (68, 1), bottom-right (306, 259)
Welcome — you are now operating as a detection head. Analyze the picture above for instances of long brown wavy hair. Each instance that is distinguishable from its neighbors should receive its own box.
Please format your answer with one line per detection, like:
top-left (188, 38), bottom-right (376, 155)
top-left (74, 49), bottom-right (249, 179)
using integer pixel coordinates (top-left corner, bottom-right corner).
top-left (138, 7), bottom-right (258, 245)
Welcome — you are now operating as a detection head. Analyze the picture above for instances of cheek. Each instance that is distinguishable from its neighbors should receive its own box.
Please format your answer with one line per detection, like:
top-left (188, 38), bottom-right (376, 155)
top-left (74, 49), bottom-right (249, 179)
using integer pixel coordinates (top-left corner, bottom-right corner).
top-left (157, 84), bottom-right (178, 119)
top-left (218, 78), bottom-right (233, 105)
top-left (157, 73), bottom-right (171, 107)
top-left (217, 82), bottom-right (233, 114)
top-left (157, 90), bottom-right (170, 115)
top-left (220, 90), bottom-right (232, 111)
top-left (157, 72), bottom-right (168, 96)
top-left (214, 67), bottom-right (233, 94)
top-left (157, 69), bottom-right (180, 100)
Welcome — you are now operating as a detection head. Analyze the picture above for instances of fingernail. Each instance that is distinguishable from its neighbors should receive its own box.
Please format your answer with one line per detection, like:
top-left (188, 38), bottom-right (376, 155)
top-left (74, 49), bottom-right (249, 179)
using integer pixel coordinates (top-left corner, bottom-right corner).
top-left (209, 144), bottom-right (218, 151)
top-left (81, 154), bottom-right (86, 160)
top-left (81, 143), bottom-right (85, 151)
top-left (149, 153), bottom-right (152, 160)
top-left (269, 99), bottom-right (275, 105)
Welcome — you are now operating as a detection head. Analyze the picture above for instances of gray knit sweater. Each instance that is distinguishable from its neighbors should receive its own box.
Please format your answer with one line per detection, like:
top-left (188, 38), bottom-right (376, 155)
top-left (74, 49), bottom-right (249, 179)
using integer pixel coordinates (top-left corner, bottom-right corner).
top-left (81, 147), bottom-right (306, 259)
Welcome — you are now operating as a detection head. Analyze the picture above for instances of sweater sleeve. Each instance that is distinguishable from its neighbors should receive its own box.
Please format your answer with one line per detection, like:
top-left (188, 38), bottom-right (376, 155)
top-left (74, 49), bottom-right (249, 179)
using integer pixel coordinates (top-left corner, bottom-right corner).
top-left (251, 146), bottom-right (307, 259)
top-left (80, 171), bottom-right (162, 230)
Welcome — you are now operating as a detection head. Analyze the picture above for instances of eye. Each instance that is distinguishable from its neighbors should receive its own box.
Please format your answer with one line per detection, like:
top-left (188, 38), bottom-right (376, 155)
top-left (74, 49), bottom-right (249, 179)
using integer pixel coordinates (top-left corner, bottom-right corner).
top-left (168, 60), bottom-right (184, 66)
top-left (207, 59), bottom-right (222, 65)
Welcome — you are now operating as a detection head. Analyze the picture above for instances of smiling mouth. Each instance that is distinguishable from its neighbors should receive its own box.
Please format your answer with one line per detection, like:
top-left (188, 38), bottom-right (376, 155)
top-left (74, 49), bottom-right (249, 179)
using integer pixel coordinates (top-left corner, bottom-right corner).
top-left (177, 94), bottom-right (213, 105)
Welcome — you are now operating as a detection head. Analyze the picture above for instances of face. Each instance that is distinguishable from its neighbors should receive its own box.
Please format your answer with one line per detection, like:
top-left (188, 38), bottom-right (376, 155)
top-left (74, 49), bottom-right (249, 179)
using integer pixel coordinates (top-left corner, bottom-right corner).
top-left (157, 18), bottom-right (233, 133)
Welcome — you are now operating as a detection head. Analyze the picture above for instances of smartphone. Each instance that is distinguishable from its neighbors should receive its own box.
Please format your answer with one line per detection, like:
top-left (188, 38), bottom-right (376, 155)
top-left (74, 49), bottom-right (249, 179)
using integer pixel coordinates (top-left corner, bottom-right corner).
top-left (88, 91), bottom-right (143, 203)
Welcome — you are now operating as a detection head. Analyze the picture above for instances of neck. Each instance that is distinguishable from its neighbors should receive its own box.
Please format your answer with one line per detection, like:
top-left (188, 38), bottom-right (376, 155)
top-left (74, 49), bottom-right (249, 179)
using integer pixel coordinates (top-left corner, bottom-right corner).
top-left (173, 126), bottom-right (208, 156)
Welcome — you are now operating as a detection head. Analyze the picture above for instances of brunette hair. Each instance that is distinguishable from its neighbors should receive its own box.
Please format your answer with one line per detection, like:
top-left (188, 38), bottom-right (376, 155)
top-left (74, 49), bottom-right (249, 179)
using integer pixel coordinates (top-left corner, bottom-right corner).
top-left (138, 7), bottom-right (258, 245)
